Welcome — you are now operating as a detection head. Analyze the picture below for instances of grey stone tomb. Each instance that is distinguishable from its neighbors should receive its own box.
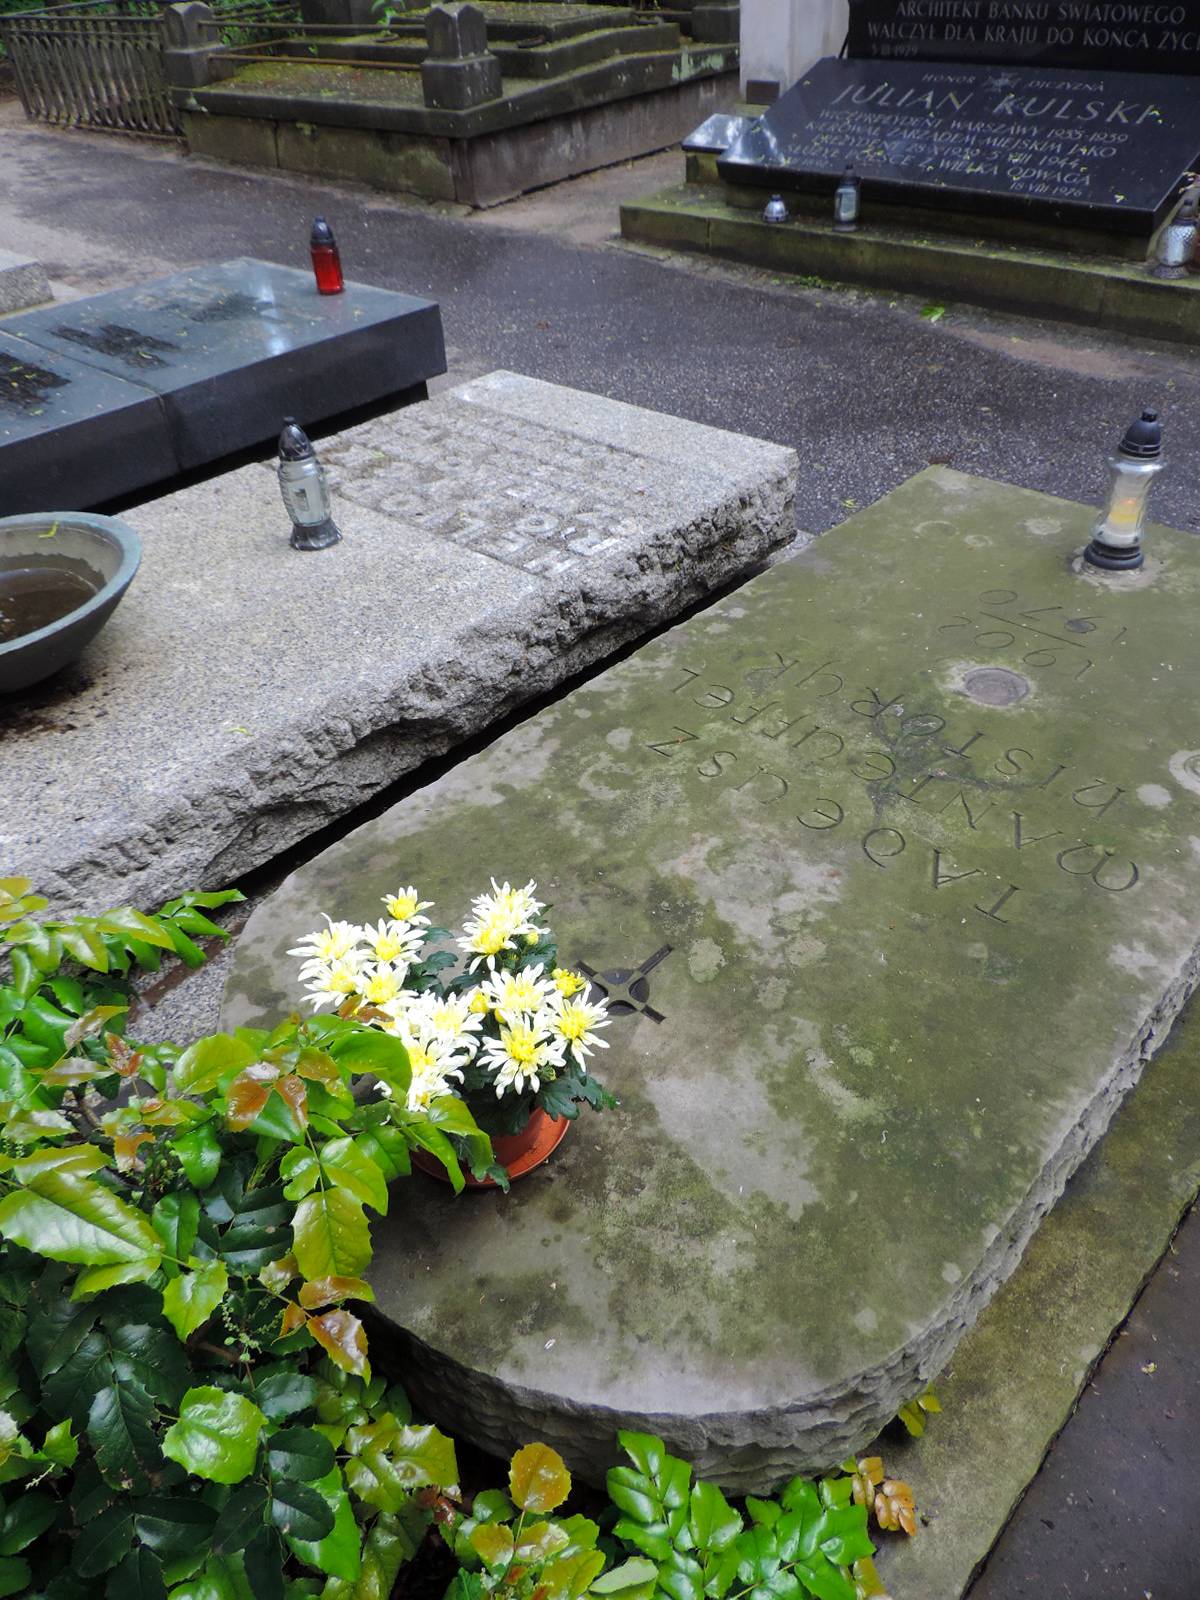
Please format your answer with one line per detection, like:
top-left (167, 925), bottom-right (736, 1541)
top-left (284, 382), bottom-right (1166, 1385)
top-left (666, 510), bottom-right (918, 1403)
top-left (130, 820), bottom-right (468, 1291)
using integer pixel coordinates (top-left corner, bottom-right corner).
top-left (4, 372), bottom-right (795, 912)
top-left (223, 466), bottom-right (1200, 1491)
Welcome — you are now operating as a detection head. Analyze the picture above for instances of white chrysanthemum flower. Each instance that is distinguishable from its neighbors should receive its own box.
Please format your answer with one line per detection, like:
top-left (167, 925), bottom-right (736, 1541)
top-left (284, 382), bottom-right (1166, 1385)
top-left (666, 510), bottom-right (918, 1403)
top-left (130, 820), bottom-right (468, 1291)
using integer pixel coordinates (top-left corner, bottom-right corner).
top-left (288, 916), bottom-right (363, 966)
top-left (552, 994), bottom-right (611, 1068)
top-left (362, 918), bottom-right (425, 966)
top-left (457, 910), bottom-right (521, 972)
top-left (406, 990), bottom-right (483, 1047)
top-left (484, 963), bottom-right (557, 1023)
top-left (381, 886), bottom-right (434, 927)
top-left (298, 954), bottom-right (366, 1011)
top-left (478, 1011), bottom-right (567, 1098)
top-left (359, 962), bottom-right (408, 1009)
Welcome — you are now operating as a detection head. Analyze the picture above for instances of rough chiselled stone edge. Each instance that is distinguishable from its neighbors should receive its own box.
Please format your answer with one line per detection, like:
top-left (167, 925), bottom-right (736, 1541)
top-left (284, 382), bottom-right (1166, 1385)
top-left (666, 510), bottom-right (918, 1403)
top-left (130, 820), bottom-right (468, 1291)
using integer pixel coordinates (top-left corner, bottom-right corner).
top-left (31, 454), bottom-right (796, 915)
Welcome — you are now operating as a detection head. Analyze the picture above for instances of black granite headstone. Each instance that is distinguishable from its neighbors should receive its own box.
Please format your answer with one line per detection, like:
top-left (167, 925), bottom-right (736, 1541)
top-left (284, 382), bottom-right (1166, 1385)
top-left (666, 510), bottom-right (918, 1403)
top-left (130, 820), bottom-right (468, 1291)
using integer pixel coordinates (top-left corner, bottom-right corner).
top-left (717, 57), bottom-right (1200, 233)
top-left (846, 0), bottom-right (1200, 75)
top-left (0, 332), bottom-right (176, 517)
top-left (7, 259), bottom-right (445, 481)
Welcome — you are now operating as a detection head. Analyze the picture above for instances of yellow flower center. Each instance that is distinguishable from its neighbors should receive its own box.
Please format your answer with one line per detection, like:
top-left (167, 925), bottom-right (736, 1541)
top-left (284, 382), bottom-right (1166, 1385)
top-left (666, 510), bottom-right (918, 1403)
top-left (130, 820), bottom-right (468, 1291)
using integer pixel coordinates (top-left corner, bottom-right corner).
top-left (505, 1025), bottom-right (539, 1065)
top-left (387, 894), bottom-right (419, 919)
top-left (553, 968), bottom-right (584, 996)
top-left (468, 991), bottom-right (490, 1015)
top-left (558, 1005), bottom-right (589, 1042)
top-left (329, 969), bottom-right (358, 995)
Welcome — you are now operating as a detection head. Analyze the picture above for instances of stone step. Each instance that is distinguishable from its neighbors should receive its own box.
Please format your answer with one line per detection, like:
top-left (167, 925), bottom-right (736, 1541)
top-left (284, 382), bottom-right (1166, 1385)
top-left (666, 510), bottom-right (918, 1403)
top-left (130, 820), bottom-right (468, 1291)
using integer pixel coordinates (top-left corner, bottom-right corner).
top-left (0, 249), bottom-right (51, 316)
top-left (620, 186), bottom-right (1200, 348)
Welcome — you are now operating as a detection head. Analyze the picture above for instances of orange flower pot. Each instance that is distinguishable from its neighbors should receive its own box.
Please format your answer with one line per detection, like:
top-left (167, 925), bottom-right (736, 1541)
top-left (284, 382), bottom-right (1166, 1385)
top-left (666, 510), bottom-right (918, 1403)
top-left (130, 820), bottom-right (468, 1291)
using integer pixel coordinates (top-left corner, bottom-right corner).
top-left (412, 1105), bottom-right (570, 1189)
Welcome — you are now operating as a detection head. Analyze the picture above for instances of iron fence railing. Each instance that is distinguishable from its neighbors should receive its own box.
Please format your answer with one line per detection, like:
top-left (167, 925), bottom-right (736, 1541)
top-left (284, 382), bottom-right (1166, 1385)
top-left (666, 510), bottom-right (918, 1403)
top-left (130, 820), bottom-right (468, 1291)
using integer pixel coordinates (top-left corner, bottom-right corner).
top-left (0, 0), bottom-right (298, 137)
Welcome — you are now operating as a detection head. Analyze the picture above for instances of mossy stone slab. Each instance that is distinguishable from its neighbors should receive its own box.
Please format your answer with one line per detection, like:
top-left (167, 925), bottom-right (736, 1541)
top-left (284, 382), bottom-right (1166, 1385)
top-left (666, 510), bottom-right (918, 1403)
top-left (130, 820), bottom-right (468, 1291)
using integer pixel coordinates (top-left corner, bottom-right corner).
top-left (222, 466), bottom-right (1200, 1491)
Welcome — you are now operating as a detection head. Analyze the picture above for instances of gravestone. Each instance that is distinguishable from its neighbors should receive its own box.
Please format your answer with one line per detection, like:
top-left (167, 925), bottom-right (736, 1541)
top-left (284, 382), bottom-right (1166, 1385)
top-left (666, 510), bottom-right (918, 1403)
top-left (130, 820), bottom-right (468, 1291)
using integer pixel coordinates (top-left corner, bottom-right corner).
top-left (846, 0), bottom-right (1200, 75)
top-left (0, 330), bottom-right (177, 514)
top-left (0, 258), bottom-right (444, 512)
top-left (6, 372), bottom-right (794, 911)
top-left (223, 466), bottom-right (1200, 1491)
top-left (717, 57), bottom-right (1200, 233)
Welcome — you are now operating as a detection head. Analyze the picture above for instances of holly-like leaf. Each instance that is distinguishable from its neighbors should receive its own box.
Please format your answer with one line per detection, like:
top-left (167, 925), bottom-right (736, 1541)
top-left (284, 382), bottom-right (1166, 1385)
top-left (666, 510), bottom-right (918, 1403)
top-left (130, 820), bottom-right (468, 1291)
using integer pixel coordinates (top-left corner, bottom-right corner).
top-left (318, 1138), bottom-right (389, 1214)
top-left (510, 1442), bottom-right (571, 1514)
top-left (267, 1427), bottom-right (335, 1483)
top-left (162, 1388), bottom-right (266, 1485)
top-left (285, 1463), bottom-right (361, 1582)
top-left (269, 1478), bottom-right (335, 1543)
top-left (253, 1368), bottom-right (319, 1424)
top-left (309, 1310), bottom-right (370, 1378)
top-left (354, 1121), bottom-right (411, 1184)
top-left (75, 1500), bottom-right (135, 1577)
top-left (0, 1171), bottom-right (161, 1268)
top-left (173, 1036), bottom-right (256, 1097)
top-left (471, 1523), bottom-right (514, 1572)
top-left (162, 1260), bottom-right (229, 1341)
top-left (151, 1193), bottom-right (200, 1271)
top-left (0, 1557), bottom-right (29, 1598)
top-left (873, 1480), bottom-right (916, 1538)
top-left (0, 1488), bottom-right (57, 1554)
top-left (88, 1378), bottom-right (160, 1493)
top-left (298, 1276), bottom-right (374, 1311)
top-left (134, 1496), bottom-right (220, 1560)
top-left (105, 1543), bottom-right (167, 1600)
top-left (211, 1482), bottom-right (269, 1557)
top-left (292, 1189), bottom-right (370, 1281)
top-left (541, 1549), bottom-right (606, 1600)
top-left (514, 1520), bottom-right (570, 1564)
top-left (590, 1559), bottom-right (659, 1600)
top-left (173, 1123), bottom-right (222, 1189)
top-left (690, 1479), bottom-right (742, 1551)
top-left (41, 1418), bottom-right (78, 1467)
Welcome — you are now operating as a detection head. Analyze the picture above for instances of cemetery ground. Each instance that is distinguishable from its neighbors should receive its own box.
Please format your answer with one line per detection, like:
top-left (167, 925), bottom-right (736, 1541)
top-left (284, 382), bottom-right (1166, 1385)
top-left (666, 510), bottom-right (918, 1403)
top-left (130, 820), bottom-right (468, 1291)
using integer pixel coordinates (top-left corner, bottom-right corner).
top-left (3, 98), bottom-right (1200, 1600)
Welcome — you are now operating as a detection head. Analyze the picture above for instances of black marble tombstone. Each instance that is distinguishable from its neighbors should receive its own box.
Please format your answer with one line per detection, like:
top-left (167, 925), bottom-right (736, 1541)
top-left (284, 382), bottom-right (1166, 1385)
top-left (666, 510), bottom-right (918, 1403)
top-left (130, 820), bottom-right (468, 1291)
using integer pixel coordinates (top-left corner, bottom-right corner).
top-left (846, 0), bottom-right (1200, 75)
top-left (0, 258), bottom-right (446, 515)
top-left (717, 57), bottom-right (1200, 234)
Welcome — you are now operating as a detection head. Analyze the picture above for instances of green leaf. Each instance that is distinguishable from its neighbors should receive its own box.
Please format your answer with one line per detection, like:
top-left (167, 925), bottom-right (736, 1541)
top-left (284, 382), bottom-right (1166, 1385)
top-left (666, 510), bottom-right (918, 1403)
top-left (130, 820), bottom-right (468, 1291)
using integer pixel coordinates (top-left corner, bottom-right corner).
top-left (26, 1294), bottom-right (97, 1379)
top-left (97, 907), bottom-right (176, 951)
top-left (211, 1482), bottom-right (269, 1558)
top-left (590, 1559), bottom-right (659, 1600)
top-left (134, 1495), bottom-right (219, 1559)
top-left (318, 1137), bottom-right (389, 1214)
top-left (244, 1527), bottom-right (286, 1600)
top-left (291, 1189), bottom-right (370, 1282)
top-left (793, 1558), bottom-right (855, 1600)
top-left (41, 1328), bottom-right (114, 1423)
top-left (162, 1388), bottom-right (266, 1485)
top-left (253, 1369), bottom-right (319, 1425)
top-left (328, 1029), bottom-right (410, 1093)
top-left (0, 1556), bottom-right (29, 1597)
top-left (41, 1418), bottom-right (78, 1466)
top-left (471, 1523), bottom-right (514, 1572)
top-left (353, 1121), bottom-right (411, 1184)
top-left (162, 1261), bottom-right (229, 1341)
top-left (285, 1464), bottom-right (360, 1582)
top-left (0, 1170), bottom-right (161, 1268)
top-left (690, 1480), bottom-right (742, 1552)
top-left (88, 1378), bottom-right (161, 1492)
top-left (173, 1036), bottom-right (256, 1096)
top-left (541, 1550), bottom-right (606, 1600)
top-left (510, 1441), bottom-right (571, 1513)
top-left (76, 1500), bottom-right (135, 1577)
top-left (472, 1489), bottom-right (515, 1525)
top-left (174, 1123), bottom-right (223, 1189)
top-left (515, 1521), bottom-right (571, 1564)
top-left (919, 304), bottom-right (946, 323)
top-left (269, 1478), bottom-right (335, 1543)
top-left (152, 1192), bottom-right (201, 1268)
top-left (0, 1487), bottom-right (56, 1554)
top-left (267, 1427), bottom-right (335, 1483)
top-left (106, 1544), bottom-right (167, 1600)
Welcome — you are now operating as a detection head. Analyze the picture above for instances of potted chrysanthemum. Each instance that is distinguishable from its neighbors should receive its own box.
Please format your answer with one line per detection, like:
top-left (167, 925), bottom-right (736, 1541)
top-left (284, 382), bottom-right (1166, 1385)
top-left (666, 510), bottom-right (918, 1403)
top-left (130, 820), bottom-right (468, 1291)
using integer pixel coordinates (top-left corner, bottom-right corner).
top-left (289, 879), bottom-right (615, 1187)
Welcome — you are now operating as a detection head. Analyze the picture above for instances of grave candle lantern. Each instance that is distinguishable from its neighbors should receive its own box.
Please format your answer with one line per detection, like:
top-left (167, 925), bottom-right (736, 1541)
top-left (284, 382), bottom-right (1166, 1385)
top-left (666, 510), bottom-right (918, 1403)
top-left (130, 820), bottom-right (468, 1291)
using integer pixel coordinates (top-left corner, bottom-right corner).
top-left (762, 194), bottom-right (789, 224)
top-left (1152, 181), bottom-right (1199, 279)
top-left (310, 216), bottom-right (345, 295)
top-left (833, 167), bottom-right (860, 232)
top-left (1083, 409), bottom-right (1163, 572)
top-left (277, 417), bottom-right (342, 551)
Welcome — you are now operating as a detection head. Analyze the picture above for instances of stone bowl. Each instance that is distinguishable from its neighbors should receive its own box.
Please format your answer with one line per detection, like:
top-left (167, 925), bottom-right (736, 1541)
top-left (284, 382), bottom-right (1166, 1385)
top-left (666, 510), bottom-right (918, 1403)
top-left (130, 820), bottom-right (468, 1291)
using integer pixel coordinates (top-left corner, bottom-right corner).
top-left (0, 512), bottom-right (141, 695)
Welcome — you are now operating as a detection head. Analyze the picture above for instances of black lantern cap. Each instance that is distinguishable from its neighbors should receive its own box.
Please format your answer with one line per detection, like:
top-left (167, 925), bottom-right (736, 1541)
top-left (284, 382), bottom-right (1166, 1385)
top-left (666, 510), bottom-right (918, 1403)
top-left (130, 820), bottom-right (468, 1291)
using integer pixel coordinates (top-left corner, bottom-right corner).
top-left (310, 216), bottom-right (336, 247)
top-left (1119, 409), bottom-right (1161, 459)
top-left (278, 417), bottom-right (314, 461)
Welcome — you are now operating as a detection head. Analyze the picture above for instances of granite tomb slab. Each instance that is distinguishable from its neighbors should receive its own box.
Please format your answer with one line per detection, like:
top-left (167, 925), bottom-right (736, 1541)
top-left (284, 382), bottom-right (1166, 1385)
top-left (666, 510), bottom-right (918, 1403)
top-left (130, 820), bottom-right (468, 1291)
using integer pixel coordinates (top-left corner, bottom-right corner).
top-left (0, 258), bottom-right (445, 510)
top-left (718, 57), bottom-right (1200, 234)
top-left (223, 466), bottom-right (1200, 1491)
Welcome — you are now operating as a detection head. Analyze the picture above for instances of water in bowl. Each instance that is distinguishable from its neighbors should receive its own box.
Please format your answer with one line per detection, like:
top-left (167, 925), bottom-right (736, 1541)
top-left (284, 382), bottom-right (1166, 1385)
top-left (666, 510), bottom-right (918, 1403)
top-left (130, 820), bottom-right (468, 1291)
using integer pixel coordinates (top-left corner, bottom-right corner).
top-left (0, 562), bottom-right (100, 645)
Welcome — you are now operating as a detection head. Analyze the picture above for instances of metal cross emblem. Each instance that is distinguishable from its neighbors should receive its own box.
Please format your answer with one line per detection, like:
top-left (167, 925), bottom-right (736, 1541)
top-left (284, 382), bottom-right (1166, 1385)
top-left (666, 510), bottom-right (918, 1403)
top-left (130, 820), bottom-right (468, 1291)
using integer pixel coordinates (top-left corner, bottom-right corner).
top-left (576, 945), bottom-right (673, 1024)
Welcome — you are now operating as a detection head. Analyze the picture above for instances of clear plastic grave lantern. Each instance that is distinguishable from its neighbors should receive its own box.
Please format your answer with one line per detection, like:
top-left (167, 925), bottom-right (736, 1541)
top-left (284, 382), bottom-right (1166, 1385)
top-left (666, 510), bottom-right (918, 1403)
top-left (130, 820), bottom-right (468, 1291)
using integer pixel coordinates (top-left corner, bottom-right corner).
top-left (1083, 409), bottom-right (1163, 572)
top-left (277, 418), bottom-right (342, 552)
